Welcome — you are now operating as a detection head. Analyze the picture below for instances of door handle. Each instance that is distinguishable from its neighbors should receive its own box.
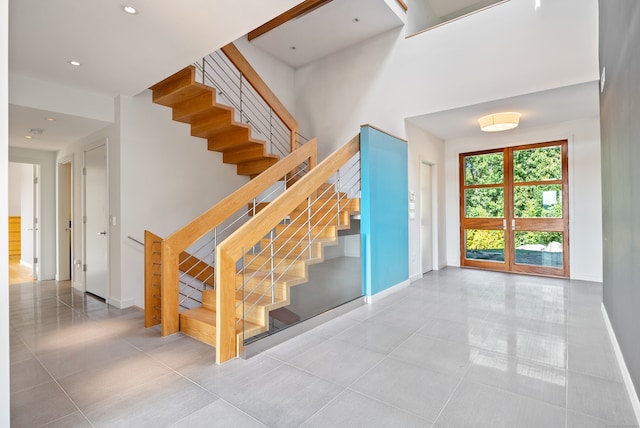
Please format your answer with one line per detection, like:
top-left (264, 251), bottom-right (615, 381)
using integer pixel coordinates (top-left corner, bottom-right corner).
top-left (97, 231), bottom-right (107, 235)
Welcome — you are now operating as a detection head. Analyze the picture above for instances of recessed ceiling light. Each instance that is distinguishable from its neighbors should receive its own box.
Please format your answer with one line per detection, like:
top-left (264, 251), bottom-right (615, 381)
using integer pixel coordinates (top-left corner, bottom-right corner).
top-left (46, 117), bottom-right (56, 122)
top-left (122, 5), bottom-right (138, 14)
top-left (69, 60), bottom-right (82, 67)
top-left (25, 135), bottom-right (33, 139)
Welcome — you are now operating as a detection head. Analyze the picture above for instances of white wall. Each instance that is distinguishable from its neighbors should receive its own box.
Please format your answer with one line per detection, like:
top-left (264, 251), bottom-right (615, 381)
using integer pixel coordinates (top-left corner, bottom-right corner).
top-left (234, 36), bottom-right (297, 115)
top-left (444, 117), bottom-right (603, 282)
top-left (10, 74), bottom-right (114, 123)
top-left (118, 91), bottom-right (249, 308)
top-left (8, 162), bottom-right (22, 215)
top-left (291, 0), bottom-right (600, 282)
top-left (9, 147), bottom-right (57, 280)
top-left (406, 121), bottom-right (446, 279)
top-left (406, 0), bottom-right (442, 35)
top-left (1, 0), bottom-right (10, 422)
top-left (294, 0), bottom-right (599, 157)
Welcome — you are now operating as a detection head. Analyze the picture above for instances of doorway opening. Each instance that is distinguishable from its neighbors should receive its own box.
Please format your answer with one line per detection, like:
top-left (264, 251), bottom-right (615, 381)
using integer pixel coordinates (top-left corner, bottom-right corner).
top-left (8, 162), bottom-right (40, 284)
top-left (420, 161), bottom-right (434, 275)
top-left (459, 140), bottom-right (569, 277)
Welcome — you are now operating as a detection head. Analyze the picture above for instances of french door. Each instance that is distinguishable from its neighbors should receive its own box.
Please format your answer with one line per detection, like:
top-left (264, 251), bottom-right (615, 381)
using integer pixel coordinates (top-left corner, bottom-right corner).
top-left (459, 140), bottom-right (569, 277)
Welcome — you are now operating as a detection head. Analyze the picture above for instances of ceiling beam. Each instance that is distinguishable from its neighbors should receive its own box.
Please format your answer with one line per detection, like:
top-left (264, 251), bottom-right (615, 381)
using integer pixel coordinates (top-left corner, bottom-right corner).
top-left (248, 0), bottom-right (334, 41)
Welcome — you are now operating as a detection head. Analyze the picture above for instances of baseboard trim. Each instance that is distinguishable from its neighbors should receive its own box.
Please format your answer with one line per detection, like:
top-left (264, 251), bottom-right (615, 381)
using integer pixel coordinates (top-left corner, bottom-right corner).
top-left (601, 302), bottom-right (640, 425)
top-left (410, 273), bottom-right (422, 283)
top-left (107, 297), bottom-right (136, 309)
top-left (365, 279), bottom-right (410, 304)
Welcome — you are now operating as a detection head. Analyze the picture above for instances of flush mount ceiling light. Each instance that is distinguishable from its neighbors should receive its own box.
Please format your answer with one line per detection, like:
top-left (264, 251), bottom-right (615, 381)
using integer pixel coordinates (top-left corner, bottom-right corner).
top-left (478, 112), bottom-right (522, 132)
top-left (121, 5), bottom-right (138, 14)
top-left (68, 60), bottom-right (82, 67)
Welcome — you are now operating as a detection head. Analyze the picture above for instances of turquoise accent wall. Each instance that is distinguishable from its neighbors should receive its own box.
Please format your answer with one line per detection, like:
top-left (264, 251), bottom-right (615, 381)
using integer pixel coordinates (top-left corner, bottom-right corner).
top-left (360, 125), bottom-right (409, 297)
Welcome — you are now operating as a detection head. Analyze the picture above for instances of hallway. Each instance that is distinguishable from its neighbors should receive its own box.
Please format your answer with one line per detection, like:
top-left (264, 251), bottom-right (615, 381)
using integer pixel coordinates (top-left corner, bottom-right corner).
top-left (9, 268), bottom-right (638, 427)
top-left (9, 260), bottom-right (32, 285)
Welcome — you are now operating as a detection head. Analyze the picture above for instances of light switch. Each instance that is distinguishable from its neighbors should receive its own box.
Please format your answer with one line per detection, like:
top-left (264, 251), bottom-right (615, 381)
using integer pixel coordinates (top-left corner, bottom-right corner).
top-left (409, 202), bottom-right (415, 210)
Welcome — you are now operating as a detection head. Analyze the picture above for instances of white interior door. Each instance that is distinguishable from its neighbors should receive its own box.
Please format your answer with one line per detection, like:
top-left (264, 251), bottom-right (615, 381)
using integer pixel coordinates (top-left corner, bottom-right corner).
top-left (420, 162), bottom-right (433, 274)
top-left (32, 165), bottom-right (40, 280)
top-left (84, 144), bottom-right (108, 299)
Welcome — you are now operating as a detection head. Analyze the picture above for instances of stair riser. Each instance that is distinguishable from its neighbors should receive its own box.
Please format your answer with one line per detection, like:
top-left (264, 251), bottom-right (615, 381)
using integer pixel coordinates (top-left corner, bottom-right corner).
top-left (243, 256), bottom-right (307, 277)
top-left (223, 144), bottom-right (268, 164)
top-left (257, 241), bottom-right (323, 260)
top-left (236, 158), bottom-right (279, 176)
top-left (180, 106), bottom-right (234, 130)
top-left (179, 314), bottom-right (216, 347)
top-left (150, 67), bottom-right (197, 105)
top-left (275, 225), bottom-right (337, 240)
top-left (172, 91), bottom-right (215, 122)
top-left (206, 124), bottom-right (251, 151)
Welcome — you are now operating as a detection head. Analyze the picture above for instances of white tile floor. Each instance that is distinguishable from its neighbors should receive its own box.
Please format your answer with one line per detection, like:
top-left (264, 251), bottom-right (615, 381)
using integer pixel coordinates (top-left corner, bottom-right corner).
top-left (9, 268), bottom-right (639, 427)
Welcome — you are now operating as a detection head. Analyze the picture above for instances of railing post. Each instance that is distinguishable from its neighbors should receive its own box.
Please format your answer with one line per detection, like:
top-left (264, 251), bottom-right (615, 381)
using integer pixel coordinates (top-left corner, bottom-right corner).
top-left (144, 230), bottom-right (163, 328)
top-left (216, 248), bottom-right (237, 364)
top-left (160, 243), bottom-right (180, 336)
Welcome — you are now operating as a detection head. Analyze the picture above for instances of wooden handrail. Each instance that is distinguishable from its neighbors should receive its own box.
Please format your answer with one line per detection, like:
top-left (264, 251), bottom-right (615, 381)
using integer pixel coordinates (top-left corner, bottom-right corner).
top-left (158, 139), bottom-right (318, 335)
top-left (220, 43), bottom-right (300, 151)
top-left (215, 134), bottom-right (360, 363)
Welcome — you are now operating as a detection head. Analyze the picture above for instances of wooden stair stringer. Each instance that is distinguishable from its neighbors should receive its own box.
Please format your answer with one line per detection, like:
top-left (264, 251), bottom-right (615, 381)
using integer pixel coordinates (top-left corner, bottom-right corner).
top-left (149, 65), bottom-right (281, 178)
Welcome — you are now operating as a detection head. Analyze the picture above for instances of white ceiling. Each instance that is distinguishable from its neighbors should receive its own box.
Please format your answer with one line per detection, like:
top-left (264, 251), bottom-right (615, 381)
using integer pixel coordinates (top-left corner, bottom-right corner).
top-left (9, 0), bottom-right (304, 97)
top-left (9, 105), bottom-right (112, 152)
top-left (407, 82), bottom-right (600, 141)
top-left (249, 0), bottom-right (405, 68)
top-left (8, 0), bottom-right (304, 151)
top-left (8, 0), bottom-right (600, 152)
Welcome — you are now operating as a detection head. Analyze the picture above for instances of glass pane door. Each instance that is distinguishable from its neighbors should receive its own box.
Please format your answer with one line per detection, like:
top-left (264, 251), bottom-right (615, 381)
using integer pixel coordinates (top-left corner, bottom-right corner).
top-left (460, 141), bottom-right (569, 277)
top-left (510, 142), bottom-right (568, 276)
top-left (460, 150), bottom-right (509, 271)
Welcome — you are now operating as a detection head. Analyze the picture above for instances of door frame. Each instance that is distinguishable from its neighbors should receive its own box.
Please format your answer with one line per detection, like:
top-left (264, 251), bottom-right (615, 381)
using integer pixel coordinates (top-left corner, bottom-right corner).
top-left (57, 154), bottom-right (74, 282)
top-left (82, 139), bottom-right (110, 298)
top-left (420, 159), bottom-right (437, 274)
top-left (459, 140), bottom-right (570, 277)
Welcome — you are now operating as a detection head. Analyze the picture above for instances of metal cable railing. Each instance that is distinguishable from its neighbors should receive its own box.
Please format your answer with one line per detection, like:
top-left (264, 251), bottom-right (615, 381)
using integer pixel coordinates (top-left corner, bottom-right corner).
top-left (174, 158), bottom-right (314, 311)
top-left (236, 152), bottom-right (361, 335)
top-left (194, 51), bottom-right (294, 159)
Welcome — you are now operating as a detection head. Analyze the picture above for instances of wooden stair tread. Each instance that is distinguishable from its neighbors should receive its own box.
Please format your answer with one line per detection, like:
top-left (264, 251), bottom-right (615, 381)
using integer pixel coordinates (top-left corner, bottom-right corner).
top-left (180, 307), bottom-right (263, 334)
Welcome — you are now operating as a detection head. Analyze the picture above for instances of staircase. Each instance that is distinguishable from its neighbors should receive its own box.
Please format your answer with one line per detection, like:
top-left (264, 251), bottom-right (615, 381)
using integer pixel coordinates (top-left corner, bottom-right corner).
top-left (150, 65), bottom-right (279, 178)
top-left (179, 186), bottom-right (360, 348)
top-left (144, 44), bottom-right (361, 364)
